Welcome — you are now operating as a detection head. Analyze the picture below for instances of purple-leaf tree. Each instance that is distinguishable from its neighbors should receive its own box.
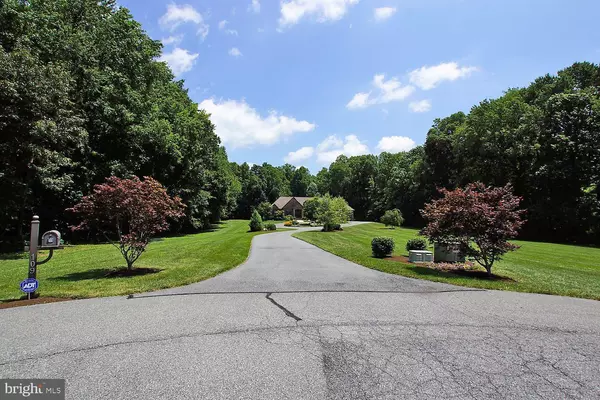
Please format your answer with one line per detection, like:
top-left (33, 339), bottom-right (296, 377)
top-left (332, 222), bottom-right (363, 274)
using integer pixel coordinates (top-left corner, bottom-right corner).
top-left (68, 176), bottom-right (186, 270)
top-left (420, 182), bottom-right (525, 276)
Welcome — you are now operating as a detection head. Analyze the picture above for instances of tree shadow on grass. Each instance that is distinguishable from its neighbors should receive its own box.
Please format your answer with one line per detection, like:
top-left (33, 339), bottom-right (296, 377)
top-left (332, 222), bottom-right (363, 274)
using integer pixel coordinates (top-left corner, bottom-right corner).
top-left (49, 267), bottom-right (162, 281)
top-left (0, 252), bottom-right (26, 260)
top-left (409, 265), bottom-right (516, 282)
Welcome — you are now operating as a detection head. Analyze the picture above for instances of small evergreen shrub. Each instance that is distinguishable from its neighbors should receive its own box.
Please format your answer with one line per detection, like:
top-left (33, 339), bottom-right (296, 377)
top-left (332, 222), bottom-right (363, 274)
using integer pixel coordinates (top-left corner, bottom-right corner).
top-left (265, 223), bottom-right (277, 231)
top-left (406, 238), bottom-right (428, 251)
top-left (372, 237), bottom-right (395, 258)
top-left (249, 210), bottom-right (263, 232)
top-left (284, 215), bottom-right (294, 222)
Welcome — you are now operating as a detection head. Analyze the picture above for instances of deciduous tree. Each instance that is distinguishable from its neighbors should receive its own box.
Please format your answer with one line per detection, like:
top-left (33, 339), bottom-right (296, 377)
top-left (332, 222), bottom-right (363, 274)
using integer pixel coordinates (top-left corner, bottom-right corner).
top-left (68, 176), bottom-right (185, 270)
top-left (421, 183), bottom-right (525, 275)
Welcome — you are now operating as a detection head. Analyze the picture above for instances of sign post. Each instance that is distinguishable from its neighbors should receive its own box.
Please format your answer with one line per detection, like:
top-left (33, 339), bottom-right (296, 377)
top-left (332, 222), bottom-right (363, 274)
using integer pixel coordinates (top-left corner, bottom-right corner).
top-left (27, 215), bottom-right (40, 300)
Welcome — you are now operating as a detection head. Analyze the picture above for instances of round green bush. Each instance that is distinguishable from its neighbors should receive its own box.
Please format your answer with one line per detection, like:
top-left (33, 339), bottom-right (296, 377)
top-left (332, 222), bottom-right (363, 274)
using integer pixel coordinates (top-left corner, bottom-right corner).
top-left (406, 238), bottom-right (428, 251)
top-left (249, 210), bottom-right (263, 232)
top-left (265, 223), bottom-right (277, 231)
top-left (371, 237), bottom-right (395, 258)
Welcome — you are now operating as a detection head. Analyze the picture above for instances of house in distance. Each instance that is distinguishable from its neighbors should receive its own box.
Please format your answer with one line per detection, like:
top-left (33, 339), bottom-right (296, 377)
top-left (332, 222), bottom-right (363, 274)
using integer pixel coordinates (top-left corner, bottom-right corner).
top-left (272, 197), bottom-right (312, 219)
top-left (272, 196), bottom-right (354, 220)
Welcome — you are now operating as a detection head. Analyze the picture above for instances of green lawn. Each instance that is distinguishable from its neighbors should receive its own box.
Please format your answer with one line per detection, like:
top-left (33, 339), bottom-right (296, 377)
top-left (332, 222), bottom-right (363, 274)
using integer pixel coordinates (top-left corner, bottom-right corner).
top-left (293, 223), bottom-right (600, 300)
top-left (0, 220), bottom-right (276, 302)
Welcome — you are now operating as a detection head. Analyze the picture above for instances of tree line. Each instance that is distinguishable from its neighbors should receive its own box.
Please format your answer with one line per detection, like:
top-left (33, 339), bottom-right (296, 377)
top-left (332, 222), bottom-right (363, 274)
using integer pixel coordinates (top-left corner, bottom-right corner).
top-left (230, 62), bottom-right (600, 245)
top-left (1, 1), bottom-right (598, 249)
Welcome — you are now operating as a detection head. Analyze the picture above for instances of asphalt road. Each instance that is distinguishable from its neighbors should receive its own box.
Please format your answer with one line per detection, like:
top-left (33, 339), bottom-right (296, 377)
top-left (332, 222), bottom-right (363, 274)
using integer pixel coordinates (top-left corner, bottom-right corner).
top-left (1, 227), bottom-right (600, 399)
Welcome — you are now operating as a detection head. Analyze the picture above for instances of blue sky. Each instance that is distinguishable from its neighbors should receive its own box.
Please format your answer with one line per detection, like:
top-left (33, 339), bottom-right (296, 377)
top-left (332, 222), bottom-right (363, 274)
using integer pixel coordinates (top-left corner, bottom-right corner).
top-left (120, 0), bottom-right (600, 173)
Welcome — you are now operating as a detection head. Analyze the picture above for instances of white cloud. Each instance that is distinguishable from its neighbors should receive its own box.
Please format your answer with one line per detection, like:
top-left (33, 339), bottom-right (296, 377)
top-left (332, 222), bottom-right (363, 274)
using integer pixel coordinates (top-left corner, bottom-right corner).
top-left (347, 74), bottom-right (415, 109)
top-left (409, 62), bottom-right (478, 90)
top-left (198, 99), bottom-right (315, 148)
top-left (316, 135), bottom-right (369, 165)
top-left (408, 99), bottom-right (432, 113)
top-left (374, 7), bottom-right (396, 21)
top-left (346, 92), bottom-right (371, 109)
top-left (279, 0), bottom-right (360, 27)
top-left (218, 20), bottom-right (238, 35)
top-left (158, 47), bottom-right (199, 76)
top-left (284, 146), bottom-right (315, 164)
top-left (161, 35), bottom-right (183, 45)
top-left (159, 4), bottom-right (209, 40)
top-left (377, 136), bottom-right (417, 153)
top-left (249, 0), bottom-right (261, 13)
top-left (229, 47), bottom-right (243, 57)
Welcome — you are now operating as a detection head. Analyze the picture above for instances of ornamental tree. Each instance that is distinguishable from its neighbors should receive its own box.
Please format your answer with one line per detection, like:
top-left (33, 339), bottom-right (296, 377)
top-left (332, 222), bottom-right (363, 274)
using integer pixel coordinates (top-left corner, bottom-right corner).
top-left (420, 183), bottom-right (525, 276)
top-left (315, 194), bottom-right (350, 232)
top-left (68, 176), bottom-right (185, 270)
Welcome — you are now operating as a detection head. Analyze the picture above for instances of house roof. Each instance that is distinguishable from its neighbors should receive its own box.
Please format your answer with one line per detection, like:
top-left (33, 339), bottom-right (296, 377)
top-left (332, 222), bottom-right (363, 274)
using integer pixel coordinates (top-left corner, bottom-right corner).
top-left (272, 196), bottom-right (314, 209)
top-left (272, 196), bottom-right (354, 211)
top-left (272, 196), bottom-right (294, 209)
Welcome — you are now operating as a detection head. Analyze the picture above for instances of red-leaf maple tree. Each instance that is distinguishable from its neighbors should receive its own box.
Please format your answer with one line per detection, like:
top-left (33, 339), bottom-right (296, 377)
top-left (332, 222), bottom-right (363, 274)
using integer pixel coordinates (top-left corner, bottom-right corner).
top-left (420, 182), bottom-right (526, 276)
top-left (68, 176), bottom-right (186, 270)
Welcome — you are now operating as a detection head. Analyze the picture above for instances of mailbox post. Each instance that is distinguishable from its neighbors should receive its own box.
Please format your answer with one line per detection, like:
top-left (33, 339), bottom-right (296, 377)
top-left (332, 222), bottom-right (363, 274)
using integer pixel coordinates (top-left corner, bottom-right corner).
top-left (27, 216), bottom-right (40, 299)
top-left (24, 215), bottom-right (62, 299)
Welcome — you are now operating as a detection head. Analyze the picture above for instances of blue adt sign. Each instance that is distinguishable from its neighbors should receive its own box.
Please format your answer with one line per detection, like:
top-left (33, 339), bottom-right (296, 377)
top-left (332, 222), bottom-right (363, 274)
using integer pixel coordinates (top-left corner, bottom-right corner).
top-left (20, 278), bottom-right (38, 293)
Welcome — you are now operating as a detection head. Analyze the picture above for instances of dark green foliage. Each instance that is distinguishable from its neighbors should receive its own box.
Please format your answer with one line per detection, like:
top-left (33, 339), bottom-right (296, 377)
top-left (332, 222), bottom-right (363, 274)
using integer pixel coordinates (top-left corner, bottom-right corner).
top-left (406, 238), bottom-right (428, 251)
top-left (302, 198), bottom-right (320, 220)
top-left (371, 237), bottom-right (395, 258)
top-left (249, 210), bottom-right (263, 232)
top-left (264, 223), bottom-right (277, 231)
top-left (380, 209), bottom-right (404, 228)
top-left (0, 0), bottom-right (234, 245)
top-left (255, 201), bottom-right (273, 220)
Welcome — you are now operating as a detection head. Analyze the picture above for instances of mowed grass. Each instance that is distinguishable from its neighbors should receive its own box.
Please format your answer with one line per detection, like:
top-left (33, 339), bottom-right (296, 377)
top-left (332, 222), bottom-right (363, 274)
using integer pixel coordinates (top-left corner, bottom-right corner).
top-left (0, 220), bottom-right (276, 301)
top-left (294, 223), bottom-right (600, 300)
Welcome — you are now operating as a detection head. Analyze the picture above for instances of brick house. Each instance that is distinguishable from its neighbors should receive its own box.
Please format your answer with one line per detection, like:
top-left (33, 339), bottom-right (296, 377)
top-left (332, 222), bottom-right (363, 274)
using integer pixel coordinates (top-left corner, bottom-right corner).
top-left (272, 196), bottom-right (354, 220)
top-left (272, 197), bottom-right (312, 219)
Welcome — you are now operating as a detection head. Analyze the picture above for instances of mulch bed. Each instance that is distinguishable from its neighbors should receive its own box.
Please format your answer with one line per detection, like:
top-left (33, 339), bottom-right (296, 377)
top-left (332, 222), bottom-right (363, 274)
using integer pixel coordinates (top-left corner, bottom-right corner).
top-left (0, 297), bottom-right (72, 310)
top-left (384, 256), bottom-right (515, 281)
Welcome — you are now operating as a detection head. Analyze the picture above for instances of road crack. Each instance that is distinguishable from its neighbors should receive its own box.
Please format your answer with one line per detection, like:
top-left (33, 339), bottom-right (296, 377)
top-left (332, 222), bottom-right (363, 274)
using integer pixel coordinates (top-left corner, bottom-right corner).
top-left (266, 292), bottom-right (302, 321)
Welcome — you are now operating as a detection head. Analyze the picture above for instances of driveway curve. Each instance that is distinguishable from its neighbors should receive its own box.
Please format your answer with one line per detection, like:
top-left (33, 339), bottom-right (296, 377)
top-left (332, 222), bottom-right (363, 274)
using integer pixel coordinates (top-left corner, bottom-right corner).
top-left (156, 225), bottom-right (464, 294)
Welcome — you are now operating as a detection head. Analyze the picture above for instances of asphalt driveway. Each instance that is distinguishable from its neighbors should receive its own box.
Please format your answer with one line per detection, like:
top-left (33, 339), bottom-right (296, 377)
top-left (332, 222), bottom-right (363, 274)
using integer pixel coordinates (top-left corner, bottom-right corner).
top-left (1, 227), bottom-right (599, 399)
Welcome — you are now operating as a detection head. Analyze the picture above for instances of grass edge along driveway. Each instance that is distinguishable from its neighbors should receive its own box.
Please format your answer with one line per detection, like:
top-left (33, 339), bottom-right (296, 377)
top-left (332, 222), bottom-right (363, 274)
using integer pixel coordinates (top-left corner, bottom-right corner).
top-left (0, 220), bottom-right (276, 302)
top-left (293, 223), bottom-right (600, 301)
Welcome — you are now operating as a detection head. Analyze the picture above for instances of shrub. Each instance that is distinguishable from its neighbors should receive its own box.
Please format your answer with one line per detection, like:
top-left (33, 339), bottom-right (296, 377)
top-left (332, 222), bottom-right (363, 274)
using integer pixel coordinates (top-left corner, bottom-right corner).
top-left (284, 215), bottom-right (294, 222)
top-left (283, 220), bottom-right (293, 227)
top-left (380, 209), bottom-right (404, 229)
top-left (292, 220), bottom-right (299, 226)
top-left (406, 238), bottom-right (428, 251)
top-left (265, 223), bottom-right (277, 231)
top-left (249, 210), bottom-right (263, 232)
top-left (274, 210), bottom-right (285, 220)
top-left (322, 223), bottom-right (343, 232)
top-left (371, 237), bottom-right (395, 258)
